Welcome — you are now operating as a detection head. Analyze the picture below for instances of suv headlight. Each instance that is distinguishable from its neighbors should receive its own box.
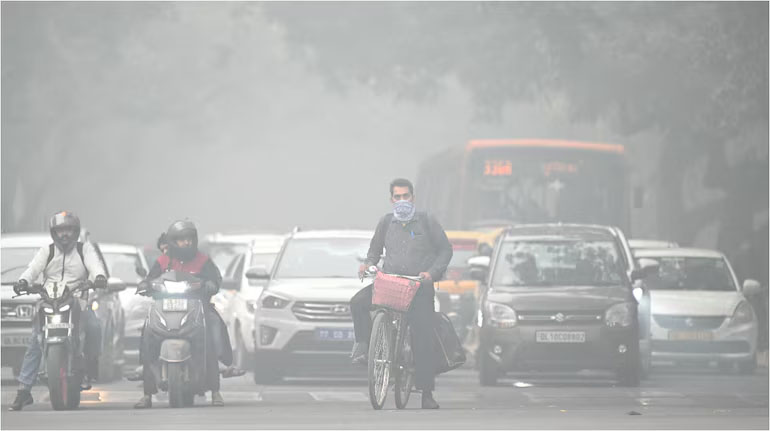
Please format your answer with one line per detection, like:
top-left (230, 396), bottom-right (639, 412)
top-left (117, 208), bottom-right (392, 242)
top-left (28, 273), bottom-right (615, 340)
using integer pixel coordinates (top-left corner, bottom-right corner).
top-left (729, 301), bottom-right (754, 326)
top-left (261, 295), bottom-right (289, 309)
top-left (246, 300), bottom-right (258, 314)
top-left (605, 303), bottom-right (634, 327)
top-left (486, 302), bottom-right (517, 328)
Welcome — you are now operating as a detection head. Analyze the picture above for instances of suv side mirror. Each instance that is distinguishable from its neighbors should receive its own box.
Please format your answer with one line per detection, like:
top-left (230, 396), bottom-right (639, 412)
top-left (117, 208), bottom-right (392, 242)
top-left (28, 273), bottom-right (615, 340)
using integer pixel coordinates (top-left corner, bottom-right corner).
top-left (135, 266), bottom-right (148, 278)
top-left (742, 279), bottom-right (762, 297)
top-left (468, 256), bottom-right (490, 282)
top-left (107, 277), bottom-right (127, 292)
top-left (631, 258), bottom-right (659, 281)
top-left (245, 265), bottom-right (270, 281)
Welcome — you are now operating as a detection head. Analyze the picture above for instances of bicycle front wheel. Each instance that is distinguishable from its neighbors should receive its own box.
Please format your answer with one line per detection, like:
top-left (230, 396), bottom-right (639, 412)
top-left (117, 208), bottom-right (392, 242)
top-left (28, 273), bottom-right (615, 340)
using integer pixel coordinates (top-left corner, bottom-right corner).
top-left (394, 324), bottom-right (414, 409)
top-left (368, 310), bottom-right (392, 410)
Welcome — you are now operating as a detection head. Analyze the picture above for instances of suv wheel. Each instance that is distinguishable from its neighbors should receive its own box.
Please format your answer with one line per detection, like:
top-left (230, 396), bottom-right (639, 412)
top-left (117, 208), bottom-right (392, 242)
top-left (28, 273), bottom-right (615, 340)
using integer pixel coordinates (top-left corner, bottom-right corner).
top-left (478, 346), bottom-right (499, 386)
top-left (617, 341), bottom-right (641, 387)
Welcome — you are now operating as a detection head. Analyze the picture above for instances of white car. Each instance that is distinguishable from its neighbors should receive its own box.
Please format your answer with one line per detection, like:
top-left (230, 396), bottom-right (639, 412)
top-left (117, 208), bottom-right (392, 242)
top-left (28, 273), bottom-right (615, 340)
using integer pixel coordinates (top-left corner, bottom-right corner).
top-left (217, 234), bottom-right (287, 370)
top-left (635, 247), bottom-right (761, 373)
top-left (249, 230), bottom-right (372, 383)
top-left (629, 239), bottom-right (679, 252)
top-left (101, 243), bottom-right (151, 365)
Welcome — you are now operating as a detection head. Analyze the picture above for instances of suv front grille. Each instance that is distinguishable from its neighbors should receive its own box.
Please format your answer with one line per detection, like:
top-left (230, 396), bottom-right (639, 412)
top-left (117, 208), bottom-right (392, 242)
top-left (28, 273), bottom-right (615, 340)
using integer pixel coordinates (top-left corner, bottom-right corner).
top-left (292, 302), bottom-right (352, 322)
top-left (653, 315), bottom-right (725, 330)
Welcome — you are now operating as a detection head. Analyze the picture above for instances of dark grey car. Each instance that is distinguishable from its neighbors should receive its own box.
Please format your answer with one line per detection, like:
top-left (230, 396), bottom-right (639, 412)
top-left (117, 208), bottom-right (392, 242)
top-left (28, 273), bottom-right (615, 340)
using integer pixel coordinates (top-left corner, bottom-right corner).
top-left (474, 224), bottom-right (656, 386)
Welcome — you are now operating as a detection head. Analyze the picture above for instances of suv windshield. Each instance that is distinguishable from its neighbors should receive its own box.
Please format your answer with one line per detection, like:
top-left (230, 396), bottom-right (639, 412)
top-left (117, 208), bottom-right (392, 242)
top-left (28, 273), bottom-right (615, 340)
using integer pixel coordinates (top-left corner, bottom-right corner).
top-left (647, 256), bottom-right (736, 292)
top-left (1, 247), bottom-right (39, 284)
top-left (492, 239), bottom-right (625, 287)
top-left (102, 252), bottom-right (144, 285)
top-left (274, 238), bottom-right (369, 279)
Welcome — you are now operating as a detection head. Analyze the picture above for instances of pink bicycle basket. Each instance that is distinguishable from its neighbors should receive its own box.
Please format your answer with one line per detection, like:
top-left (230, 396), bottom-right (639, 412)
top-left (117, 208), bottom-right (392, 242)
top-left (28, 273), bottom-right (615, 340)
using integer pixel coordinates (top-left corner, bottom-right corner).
top-left (372, 272), bottom-right (421, 312)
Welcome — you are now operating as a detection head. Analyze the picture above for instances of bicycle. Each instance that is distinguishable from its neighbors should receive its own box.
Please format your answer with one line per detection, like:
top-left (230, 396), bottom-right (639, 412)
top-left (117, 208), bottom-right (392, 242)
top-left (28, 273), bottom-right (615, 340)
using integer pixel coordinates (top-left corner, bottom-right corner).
top-left (363, 266), bottom-right (423, 410)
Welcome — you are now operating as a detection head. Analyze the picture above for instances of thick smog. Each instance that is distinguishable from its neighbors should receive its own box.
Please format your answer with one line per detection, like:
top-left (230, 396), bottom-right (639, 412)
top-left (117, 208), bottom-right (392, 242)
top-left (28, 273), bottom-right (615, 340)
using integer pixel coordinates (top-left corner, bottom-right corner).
top-left (1, 2), bottom-right (767, 430)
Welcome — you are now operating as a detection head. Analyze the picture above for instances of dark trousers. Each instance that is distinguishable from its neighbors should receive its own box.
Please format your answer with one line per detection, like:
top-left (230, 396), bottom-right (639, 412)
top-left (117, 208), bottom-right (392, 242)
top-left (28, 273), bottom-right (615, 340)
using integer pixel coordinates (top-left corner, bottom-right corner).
top-left (350, 282), bottom-right (436, 392)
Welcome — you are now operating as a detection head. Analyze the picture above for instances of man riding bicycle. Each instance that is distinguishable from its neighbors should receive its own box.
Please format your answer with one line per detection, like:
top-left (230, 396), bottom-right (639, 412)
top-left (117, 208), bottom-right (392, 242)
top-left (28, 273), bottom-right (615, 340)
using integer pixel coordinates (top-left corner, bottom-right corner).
top-left (350, 178), bottom-right (453, 409)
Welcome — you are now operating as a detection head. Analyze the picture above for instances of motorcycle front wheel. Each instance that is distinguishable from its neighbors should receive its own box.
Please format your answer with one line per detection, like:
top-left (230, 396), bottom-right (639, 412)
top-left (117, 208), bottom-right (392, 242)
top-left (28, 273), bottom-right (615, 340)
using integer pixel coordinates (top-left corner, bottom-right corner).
top-left (167, 362), bottom-right (186, 408)
top-left (46, 344), bottom-right (81, 410)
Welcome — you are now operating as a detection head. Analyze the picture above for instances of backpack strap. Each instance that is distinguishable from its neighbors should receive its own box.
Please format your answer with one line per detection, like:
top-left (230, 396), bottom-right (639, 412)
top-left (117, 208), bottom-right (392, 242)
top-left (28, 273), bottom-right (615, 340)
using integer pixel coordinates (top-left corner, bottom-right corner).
top-left (46, 243), bottom-right (55, 267)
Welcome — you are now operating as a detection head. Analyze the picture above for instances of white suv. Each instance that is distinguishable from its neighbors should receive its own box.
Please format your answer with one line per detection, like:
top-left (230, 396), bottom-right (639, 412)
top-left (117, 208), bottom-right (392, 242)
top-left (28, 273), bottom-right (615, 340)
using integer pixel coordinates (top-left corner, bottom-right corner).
top-left (249, 230), bottom-right (372, 383)
top-left (218, 235), bottom-right (287, 370)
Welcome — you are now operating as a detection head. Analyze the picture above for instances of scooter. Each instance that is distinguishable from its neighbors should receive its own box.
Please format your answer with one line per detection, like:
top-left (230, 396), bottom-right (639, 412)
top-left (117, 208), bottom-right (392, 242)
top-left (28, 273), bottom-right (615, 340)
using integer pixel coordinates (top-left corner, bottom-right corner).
top-left (142, 271), bottom-right (208, 408)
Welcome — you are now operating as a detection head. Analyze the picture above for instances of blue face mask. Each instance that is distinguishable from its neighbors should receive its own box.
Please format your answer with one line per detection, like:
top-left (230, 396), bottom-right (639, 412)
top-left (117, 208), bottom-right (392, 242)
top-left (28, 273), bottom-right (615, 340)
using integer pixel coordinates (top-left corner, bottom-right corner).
top-left (393, 200), bottom-right (416, 222)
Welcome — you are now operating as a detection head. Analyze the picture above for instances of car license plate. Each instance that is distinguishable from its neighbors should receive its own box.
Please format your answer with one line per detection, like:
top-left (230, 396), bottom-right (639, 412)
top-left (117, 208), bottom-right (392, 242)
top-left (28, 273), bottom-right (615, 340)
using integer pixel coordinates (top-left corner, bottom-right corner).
top-left (162, 298), bottom-right (188, 312)
top-left (2, 335), bottom-right (32, 347)
top-left (315, 328), bottom-right (355, 341)
top-left (668, 330), bottom-right (713, 341)
top-left (536, 331), bottom-right (586, 343)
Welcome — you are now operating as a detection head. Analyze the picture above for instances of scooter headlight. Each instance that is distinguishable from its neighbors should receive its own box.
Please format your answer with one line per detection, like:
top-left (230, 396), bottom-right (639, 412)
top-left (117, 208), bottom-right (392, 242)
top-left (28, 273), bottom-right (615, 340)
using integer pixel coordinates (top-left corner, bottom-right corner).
top-left (43, 306), bottom-right (55, 314)
top-left (59, 304), bottom-right (71, 312)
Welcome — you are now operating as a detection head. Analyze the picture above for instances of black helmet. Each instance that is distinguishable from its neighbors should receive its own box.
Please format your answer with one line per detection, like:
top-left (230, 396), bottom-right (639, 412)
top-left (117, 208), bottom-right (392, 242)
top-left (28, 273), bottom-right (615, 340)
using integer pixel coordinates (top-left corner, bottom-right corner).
top-left (49, 211), bottom-right (81, 252)
top-left (166, 220), bottom-right (198, 261)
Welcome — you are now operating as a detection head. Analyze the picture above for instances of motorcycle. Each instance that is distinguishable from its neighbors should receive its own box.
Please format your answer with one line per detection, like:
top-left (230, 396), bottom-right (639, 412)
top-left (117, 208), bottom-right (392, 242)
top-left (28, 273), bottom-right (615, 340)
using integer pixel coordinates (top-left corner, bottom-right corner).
top-left (140, 270), bottom-right (208, 408)
top-left (14, 281), bottom-right (95, 410)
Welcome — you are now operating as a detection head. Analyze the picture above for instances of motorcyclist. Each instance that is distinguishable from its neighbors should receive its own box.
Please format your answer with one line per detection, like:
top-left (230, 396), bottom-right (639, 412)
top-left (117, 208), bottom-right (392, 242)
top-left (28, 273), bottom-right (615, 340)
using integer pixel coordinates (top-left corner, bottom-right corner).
top-left (349, 178), bottom-right (453, 409)
top-left (133, 220), bottom-right (230, 409)
top-left (9, 211), bottom-right (107, 411)
top-left (127, 231), bottom-right (243, 383)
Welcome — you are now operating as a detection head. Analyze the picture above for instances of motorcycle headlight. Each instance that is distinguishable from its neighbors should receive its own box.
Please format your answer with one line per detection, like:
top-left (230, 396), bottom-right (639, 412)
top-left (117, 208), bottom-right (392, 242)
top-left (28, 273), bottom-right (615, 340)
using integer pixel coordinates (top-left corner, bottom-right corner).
top-left (605, 302), bottom-right (634, 327)
top-left (485, 302), bottom-right (517, 328)
top-left (730, 301), bottom-right (754, 326)
top-left (43, 306), bottom-right (55, 314)
top-left (90, 301), bottom-right (99, 311)
top-left (246, 300), bottom-right (258, 314)
top-left (50, 314), bottom-right (62, 324)
top-left (261, 295), bottom-right (289, 309)
top-left (59, 304), bottom-right (71, 312)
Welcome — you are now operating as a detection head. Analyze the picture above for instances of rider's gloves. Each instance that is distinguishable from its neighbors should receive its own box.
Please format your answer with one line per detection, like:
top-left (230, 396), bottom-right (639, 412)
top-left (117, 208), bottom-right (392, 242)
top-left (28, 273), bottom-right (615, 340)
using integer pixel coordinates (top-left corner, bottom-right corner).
top-left (94, 275), bottom-right (108, 290)
top-left (203, 280), bottom-right (218, 296)
top-left (13, 279), bottom-right (29, 295)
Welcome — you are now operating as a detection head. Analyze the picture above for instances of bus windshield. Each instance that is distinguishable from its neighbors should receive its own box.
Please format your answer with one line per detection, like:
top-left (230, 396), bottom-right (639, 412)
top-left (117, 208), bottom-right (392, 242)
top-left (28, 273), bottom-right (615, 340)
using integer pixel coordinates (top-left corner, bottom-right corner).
top-left (467, 147), bottom-right (625, 227)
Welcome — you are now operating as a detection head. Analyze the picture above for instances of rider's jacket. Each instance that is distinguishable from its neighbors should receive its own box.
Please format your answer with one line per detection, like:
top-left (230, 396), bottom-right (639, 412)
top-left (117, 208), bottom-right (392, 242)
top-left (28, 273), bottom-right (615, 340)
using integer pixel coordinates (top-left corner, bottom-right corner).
top-left (19, 242), bottom-right (106, 295)
top-left (145, 252), bottom-right (222, 300)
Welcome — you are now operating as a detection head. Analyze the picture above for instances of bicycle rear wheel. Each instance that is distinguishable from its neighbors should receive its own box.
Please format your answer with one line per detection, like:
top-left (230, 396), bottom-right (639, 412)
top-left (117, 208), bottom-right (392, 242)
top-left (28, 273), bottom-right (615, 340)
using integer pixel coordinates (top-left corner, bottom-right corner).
top-left (368, 310), bottom-right (392, 410)
top-left (394, 324), bottom-right (414, 409)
